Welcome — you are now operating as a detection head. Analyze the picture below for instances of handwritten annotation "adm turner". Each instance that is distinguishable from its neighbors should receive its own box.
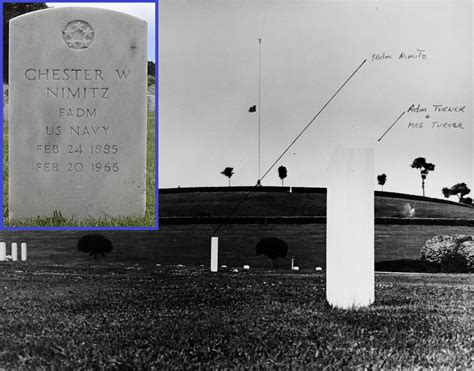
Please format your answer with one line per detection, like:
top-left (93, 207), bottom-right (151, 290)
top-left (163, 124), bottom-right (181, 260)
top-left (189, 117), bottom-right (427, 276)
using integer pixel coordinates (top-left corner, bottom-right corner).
top-left (407, 104), bottom-right (466, 130)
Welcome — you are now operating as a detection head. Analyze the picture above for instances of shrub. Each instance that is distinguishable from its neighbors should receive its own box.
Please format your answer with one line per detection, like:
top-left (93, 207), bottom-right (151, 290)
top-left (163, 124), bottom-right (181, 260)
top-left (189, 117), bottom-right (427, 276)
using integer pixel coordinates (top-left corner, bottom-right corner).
top-left (460, 197), bottom-right (472, 205)
top-left (457, 240), bottom-right (474, 270)
top-left (77, 234), bottom-right (113, 260)
top-left (440, 253), bottom-right (469, 273)
top-left (375, 259), bottom-right (440, 273)
top-left (256, 237), bottom-right (288, 268)
top-left (420, 235), bottom-right (473, 268)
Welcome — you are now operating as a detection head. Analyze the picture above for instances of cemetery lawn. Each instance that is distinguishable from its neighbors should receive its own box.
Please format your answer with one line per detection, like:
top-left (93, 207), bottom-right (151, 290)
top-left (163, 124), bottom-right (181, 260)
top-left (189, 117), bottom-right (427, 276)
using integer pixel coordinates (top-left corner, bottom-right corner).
top-left (3, 113), bottom-right (156, 227)
top-left (0, 263), bottom-right (472, 369)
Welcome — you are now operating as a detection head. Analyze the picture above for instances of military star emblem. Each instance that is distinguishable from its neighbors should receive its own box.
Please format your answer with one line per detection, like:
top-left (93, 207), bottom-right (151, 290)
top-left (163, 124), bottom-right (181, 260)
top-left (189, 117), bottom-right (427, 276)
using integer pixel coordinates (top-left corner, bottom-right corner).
top-left (62, 20), bottom-right (95, 49)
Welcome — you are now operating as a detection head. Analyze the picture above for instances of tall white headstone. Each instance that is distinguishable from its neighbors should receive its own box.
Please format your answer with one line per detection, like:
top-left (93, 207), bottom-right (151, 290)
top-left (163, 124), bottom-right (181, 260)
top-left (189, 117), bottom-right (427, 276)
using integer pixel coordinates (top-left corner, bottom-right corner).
top-left (326, 145), bottom-right (375, 308)
top-left (8, 8), bottom-right (148, 220)
top-left (210, 237), bottom-right (218, 272)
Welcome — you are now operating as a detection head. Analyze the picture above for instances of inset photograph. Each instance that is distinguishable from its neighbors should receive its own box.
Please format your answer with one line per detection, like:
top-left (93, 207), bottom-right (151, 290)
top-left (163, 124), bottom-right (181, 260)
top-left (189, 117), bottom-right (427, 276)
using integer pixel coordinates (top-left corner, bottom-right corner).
top-left (3, 2), bottom-right (157, 228)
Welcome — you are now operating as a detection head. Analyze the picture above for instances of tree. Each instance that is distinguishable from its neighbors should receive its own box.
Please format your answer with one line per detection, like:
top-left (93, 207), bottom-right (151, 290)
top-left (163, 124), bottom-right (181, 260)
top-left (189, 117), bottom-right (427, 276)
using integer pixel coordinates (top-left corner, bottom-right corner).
top-left (3, 3), bottom-right (48, 82)
top-left (377, 173), bottom-right (387, 191)
top-left (410, 157), bottom-right (435, 197)
top-left (77, 234), bottom-right (113, 260)
top-left (442, 187), bottom-right (451, 199)
top-left (220, 167), bottom-right (234, 186)
top-left (256, 237), bottom-right (288, 268)
top-left (278, 166), bottom-right (287, 186)
top-left (442, 183), bottom-right (471, 202)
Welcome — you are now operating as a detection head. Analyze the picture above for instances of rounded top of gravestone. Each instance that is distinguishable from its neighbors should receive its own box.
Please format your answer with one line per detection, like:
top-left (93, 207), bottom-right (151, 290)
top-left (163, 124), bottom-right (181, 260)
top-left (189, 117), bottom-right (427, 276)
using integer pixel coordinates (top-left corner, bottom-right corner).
top-left (11, 6), bottom-right (147, 26)
top-left (327, 122), bottom-right (377, 150)
top-left (345, 124), bottom-right (377, 148)
top-left (9, 6), bottom-right (148, 68)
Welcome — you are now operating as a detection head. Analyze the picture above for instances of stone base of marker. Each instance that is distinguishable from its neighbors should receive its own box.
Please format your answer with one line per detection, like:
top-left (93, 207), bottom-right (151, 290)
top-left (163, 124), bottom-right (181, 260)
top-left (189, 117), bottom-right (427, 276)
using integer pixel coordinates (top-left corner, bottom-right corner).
top-left (326, 146), bottom-right (375, 309)
top-left (210, 237), bottom-right (218, 272)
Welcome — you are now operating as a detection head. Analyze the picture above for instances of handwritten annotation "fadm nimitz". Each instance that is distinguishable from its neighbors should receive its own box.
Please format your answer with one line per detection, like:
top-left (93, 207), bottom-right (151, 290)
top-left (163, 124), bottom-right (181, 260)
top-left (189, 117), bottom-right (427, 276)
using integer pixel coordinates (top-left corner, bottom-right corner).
top-left (371, 49), bottom-right (427, 62)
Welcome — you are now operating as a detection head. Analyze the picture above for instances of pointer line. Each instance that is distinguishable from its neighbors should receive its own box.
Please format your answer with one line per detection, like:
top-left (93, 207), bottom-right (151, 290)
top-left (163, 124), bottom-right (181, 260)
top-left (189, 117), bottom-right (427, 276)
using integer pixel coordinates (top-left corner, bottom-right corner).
top-left (261, 58), bottom-right (367, 181)
top-left (378, 111), bottom-right (405, 142)
top-left (213, 58), bottom-right (367, 235)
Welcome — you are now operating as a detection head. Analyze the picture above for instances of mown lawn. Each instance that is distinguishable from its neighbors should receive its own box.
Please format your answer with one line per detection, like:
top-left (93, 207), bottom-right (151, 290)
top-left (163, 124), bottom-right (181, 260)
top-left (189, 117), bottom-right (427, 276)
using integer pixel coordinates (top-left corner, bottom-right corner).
top-left (0, 263), bottom-right (471, 369)
top-left (3, 112), bottom-right (156, 227)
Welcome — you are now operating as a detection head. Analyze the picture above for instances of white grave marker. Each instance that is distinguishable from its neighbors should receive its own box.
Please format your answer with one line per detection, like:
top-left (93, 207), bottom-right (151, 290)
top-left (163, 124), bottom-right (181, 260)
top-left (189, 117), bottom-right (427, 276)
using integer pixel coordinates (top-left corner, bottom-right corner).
top-left (11, 243), bottom-right (18, 261)
top-left (21, 243), bottom-right (27, 261)
top-left (210, 237), bottom-right (218, 272)
top-left (0, 242), bottom-right (5, 261)
top-left (8, 8), bottom-right (148, 220)
top-left (326, 145), bottom-right (375, 308)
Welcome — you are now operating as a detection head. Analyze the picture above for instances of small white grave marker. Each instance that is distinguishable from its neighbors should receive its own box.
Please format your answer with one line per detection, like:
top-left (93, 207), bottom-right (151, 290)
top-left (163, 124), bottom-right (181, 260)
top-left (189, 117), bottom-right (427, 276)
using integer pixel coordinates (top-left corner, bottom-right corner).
top-left (210, 237), bottom-right (218, 272)
top-left (21, 243), bottom-right (27, 261)
top-left (0, 242), bottom-right (6, 261)
top-left (11, 243), bottom-right (18, 261)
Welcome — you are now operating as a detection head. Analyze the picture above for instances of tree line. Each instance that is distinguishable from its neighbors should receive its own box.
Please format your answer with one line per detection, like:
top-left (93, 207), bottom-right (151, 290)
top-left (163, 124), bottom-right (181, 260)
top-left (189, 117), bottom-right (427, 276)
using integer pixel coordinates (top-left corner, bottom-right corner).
top-left (220, 157), bottom-right (472, 205)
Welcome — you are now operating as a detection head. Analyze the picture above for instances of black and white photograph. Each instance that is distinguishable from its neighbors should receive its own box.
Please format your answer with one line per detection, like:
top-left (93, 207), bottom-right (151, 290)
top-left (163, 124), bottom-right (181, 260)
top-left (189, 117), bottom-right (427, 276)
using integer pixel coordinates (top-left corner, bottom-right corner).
top-left (0, 0), bottom-right (473, 368)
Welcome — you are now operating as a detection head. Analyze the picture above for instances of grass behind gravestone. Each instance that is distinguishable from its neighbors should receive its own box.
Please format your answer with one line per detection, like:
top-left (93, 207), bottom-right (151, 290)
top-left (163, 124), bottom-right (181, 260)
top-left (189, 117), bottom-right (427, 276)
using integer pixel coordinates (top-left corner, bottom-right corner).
top-left (2, 113), bottom-right (156, 227)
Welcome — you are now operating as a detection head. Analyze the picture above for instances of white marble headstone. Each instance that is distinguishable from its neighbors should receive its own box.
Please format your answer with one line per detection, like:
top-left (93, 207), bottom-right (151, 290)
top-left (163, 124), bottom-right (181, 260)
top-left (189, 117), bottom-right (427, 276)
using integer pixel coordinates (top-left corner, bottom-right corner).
top-left (326, 145), bottom-right (375, 308)
top-left (326, 127), bottom-right (376, 309)
top-left (9, 8), bottom-right (147, 220)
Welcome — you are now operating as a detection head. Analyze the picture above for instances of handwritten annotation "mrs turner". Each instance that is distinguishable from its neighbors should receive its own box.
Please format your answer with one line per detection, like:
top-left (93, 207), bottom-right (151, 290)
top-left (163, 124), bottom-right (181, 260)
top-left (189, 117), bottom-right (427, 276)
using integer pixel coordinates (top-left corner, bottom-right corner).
top-left (407, 104), bottom-right (466, 130)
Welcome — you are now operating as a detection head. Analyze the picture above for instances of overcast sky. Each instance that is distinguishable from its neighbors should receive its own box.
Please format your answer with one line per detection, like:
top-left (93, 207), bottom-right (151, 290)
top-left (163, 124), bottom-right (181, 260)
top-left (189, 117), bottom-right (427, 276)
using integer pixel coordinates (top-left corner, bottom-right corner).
top-left (159, 0), bottom-right (472, 198)
top-left (47, 2), bottom-right (156, 62)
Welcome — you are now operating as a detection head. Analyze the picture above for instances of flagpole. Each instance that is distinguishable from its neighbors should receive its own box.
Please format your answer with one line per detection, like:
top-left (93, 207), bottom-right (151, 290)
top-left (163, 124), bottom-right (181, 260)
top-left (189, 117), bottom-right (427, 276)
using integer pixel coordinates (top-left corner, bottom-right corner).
top-left (258, 38), bottom-right (262, 184)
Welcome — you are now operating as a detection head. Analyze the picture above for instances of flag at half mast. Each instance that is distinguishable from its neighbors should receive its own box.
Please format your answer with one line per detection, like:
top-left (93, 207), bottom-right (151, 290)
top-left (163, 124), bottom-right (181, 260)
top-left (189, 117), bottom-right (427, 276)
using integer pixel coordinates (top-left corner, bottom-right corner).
top-left (249, 105), bottom-right (256, 113)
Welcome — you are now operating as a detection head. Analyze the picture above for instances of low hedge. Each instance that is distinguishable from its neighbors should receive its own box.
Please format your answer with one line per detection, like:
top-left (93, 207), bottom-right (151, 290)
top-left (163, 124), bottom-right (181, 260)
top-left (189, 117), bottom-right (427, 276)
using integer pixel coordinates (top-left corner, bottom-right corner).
top-left (375, 259), bottom-right (440, 273)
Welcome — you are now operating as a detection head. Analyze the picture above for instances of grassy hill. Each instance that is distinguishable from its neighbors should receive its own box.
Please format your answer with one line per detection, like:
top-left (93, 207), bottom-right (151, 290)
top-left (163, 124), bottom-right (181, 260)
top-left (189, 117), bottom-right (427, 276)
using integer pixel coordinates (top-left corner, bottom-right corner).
top-left (1, 187), bottom-right (472, 269)
top-left (160, 186), bottom-right (474, 219)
